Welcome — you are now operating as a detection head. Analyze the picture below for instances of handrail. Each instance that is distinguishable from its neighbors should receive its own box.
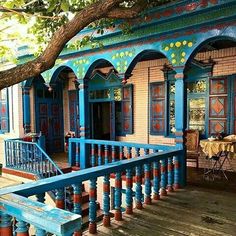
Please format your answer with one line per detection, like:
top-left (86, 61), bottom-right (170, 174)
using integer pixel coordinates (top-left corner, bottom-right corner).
top-left (4, 139), bottom-right (63, 177)
top-left (0, 193), bottom-right (81, 236)
top-left (69, 138), bottom-right (178, 168)
top-left (0, 149), bottom-right (182, 196)
top-left (71, 138), bottom-right (176, 151)
top-left (0, 148), bottom-right (184, 235)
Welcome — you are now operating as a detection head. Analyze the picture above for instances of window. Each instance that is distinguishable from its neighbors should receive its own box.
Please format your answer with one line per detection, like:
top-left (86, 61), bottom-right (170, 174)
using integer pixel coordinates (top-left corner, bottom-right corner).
top-left (0, 88), bottom-right (9, 133)
top-left (122, 85), bottom-right (133, 134)
top-left (150, 82), bottom-right (166, 135)
top-left (89, 85), bottom-right (133, 135)
top-left (187, 79), bottom-right (207, 136)
top-left (68, 90), bottom-right (79, 136)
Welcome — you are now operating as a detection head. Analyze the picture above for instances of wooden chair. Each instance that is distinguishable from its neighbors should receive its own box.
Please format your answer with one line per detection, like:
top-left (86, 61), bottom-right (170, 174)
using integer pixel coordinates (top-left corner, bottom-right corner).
top-left (184, 129), bottom-right (200, 169)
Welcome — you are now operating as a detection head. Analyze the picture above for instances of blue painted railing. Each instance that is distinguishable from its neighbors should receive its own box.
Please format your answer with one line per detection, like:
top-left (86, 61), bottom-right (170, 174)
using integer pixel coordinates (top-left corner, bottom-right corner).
top-left (0, 148), bottom-right (184, 235)
top-left (4, 139), bottom-right (63, 178)
top-left (69, 138), bottom-right (177, 169)
top-left (0, 193), bottom-right (81, 236)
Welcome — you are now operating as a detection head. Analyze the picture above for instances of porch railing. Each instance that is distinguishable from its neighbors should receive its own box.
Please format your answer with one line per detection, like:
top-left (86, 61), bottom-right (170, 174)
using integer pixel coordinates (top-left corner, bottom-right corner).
top-left (69, 138), bottom-right (178, 168)
top-left (4, 139), bottom-right (63, 178)
top-left (0, 148), bottom-right (184, 235)
top-left (0, 193), bottom-right (81, 236)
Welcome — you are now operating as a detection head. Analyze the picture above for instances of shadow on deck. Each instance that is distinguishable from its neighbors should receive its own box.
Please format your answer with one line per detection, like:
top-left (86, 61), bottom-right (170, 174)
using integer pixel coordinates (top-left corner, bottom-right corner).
top-left (85, 186), bottom-right (236, 236)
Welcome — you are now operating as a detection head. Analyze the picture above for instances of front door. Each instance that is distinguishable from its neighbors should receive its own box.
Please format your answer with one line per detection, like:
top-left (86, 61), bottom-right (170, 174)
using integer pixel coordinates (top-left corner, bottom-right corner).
top-left (91, 102), bottom-right (112, 140)
top-left (35, 82), bottom-right (64, 153)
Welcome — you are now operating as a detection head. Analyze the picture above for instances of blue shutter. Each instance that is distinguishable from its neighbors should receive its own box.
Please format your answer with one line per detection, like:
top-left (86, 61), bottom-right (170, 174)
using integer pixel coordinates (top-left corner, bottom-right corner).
top-left (122, 84), bottom-right (133, 134)
top-left (68, 90), bottom-right (79, 137)
top-left (0, 89), bottom-right (9, 133)
top-left (150, 82), bottom-right (166, 135)
top-left (208, 77), bottom-right (228, 135)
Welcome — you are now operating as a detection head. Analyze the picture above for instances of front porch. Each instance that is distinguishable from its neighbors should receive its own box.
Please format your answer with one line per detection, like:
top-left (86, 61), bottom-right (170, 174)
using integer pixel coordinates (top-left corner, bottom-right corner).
top-left (87, 185), bottom-right (236, 236)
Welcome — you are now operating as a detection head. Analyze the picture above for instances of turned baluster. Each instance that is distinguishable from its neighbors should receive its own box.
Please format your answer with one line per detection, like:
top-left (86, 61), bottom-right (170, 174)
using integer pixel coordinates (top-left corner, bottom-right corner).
top-left (89, 178), bottom-right (97, 234)
top-left (135, 165), bottom-right (143, 209)
top-left (160, 159), bottom-right (167, 196)
top-left (103, 175), bottom-right (111, 227)
top-left (114, 172), bottom-right (122, 221)
top-left (126, 169), bottom-right (133, 214)
top-left (153, 161), bottom-right (160, 200)
top-left (167, 157), bottom-right (174, 192)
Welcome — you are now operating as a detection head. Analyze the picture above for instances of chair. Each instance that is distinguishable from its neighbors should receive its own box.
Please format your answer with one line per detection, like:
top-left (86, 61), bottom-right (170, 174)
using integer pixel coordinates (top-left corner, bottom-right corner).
top-left (184, 129), bottom-right (200, 169)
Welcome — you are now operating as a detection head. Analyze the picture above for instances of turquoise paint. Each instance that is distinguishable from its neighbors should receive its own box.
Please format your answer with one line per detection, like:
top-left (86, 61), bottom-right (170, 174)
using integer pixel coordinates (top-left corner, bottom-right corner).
top-left (0, 193), bottom-right (81, 236)
top-left (22, 87), bottom-right (31, 133)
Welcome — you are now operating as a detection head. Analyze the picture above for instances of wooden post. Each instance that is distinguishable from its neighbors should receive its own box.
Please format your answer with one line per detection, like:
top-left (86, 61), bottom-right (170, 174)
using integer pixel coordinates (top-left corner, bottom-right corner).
top-left (167, 157), bottom-right (174, 192)
top-left (22, 86), bottom-right (31, 133)
top-left (73, 183), bottom-right (82, 236)
top-left (89, 178), bottom-right (97, 234)
top-left (114, 172), bottom-right (122, 221)
top-left (15, 220), bottom-right (29, 236)
top-left (103, 175), bottom-right (111, 227)
top-left (126, 169), bottom-right (133, 214)
top-left (160, 159), bottom-right (167, 196)
top-left (173, 155), bottom-right (180, 190)
top-left (144, 149), bottom-right (152, 204)
top-left (0, 213), bottom-right (12, 236)
top-left (35, 193), bottom-right (47, 236)
top-left (153, 161), bottom-right (160, 200)
top-left (135, 165), bottom-right (143, 209)
top-left (174, 67), bottom-right (187, 187)
top-left (55, 188), bottom-right (65, 209)
top-left (78, 79), bottom-right (90, 169)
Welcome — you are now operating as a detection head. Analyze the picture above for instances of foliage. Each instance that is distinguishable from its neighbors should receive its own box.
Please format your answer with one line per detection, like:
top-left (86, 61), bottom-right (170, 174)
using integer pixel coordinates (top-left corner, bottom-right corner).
top-left (0, 0), bottom-right (175, 90)
top-left (0, 0), bottom-right (174, 63)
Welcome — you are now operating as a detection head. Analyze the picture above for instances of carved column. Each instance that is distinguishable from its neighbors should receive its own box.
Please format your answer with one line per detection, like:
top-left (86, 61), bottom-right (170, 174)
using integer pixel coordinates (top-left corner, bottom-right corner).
top-left (22, 86), bottom-right (31, 133)
top-left (78, 78), bottom-right (90, 169)
top-left (174, 66), bottom-right (186, 187)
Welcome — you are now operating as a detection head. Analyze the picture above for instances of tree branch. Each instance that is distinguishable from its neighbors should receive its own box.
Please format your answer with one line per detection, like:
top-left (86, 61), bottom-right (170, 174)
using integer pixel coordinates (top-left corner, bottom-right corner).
top-left (106, 0), bottom-right (148, 19)
top-left (0, 0), bottom-right (125, 90)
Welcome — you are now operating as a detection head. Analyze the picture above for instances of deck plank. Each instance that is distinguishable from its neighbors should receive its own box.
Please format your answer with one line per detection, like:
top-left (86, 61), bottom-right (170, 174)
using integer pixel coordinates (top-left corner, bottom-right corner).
top-left (84, 186), bottom-right (236, 236)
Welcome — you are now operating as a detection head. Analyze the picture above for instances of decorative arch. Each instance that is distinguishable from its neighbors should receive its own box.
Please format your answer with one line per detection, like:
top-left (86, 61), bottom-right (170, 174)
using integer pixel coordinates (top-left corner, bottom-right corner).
top-left (185, 35), bottom-right (236, 66)
top-left (126, 49), bottom-right (167, 75)
top-left (50, 65), bottom-right (76, 85)
top-left (84, 58), bottom-right (116, 79)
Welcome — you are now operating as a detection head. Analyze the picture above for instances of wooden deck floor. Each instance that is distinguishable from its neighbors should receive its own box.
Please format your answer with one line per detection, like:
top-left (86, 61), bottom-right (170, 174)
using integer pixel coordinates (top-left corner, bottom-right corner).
top-left (84, 186), bottom-right (236, 236)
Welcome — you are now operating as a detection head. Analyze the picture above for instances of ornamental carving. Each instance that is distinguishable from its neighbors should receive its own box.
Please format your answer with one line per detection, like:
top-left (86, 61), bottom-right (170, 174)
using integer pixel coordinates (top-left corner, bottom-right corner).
top-left (162, 39), bottom-right (196, 66)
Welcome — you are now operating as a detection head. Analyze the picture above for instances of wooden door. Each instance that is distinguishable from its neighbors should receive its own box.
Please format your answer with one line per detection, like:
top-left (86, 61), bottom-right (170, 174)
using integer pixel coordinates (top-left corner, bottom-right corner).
top-left (35, 83), bottom-right (64, 153)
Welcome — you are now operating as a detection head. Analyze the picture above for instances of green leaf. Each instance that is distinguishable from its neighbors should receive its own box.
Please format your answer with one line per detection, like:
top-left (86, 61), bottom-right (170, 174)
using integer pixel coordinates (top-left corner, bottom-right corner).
top-left (61, 1), bottom-right (69, 12)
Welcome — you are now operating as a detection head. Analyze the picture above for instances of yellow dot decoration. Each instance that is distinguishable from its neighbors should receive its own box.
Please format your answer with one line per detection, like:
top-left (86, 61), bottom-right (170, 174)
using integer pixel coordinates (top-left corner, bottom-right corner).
top-left (170, 43), bottom-right (174, 47)
top-left (188, 42), bottom-right (193, 47)
top-left (181, 58), bottom-right (185, 63)
top-left (164, 46), bottom-right (169, 51)
top-left (183, 40), bottom-right (187, 45)
top-left (175, 41), bottom-right (181, 47)
top-left (172, 59), bottom-right (177, 64)
top-left (181, 52), bottom-right (186, 57)
top-left (171, 53), bottom-right (175, 58)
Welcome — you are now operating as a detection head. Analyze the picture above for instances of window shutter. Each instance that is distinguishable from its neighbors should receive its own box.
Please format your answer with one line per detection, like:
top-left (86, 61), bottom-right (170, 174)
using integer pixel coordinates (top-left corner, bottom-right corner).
top-left (68, 90), bottom-right (79, 136)
top-left (150, 82), bottom-right (166, 135)
top-left (0, 89), bottom-right (9, 133)
top-left (208, 77), bottom-right (228, 135)
top-left (122, 84), bottom-right (133, 134)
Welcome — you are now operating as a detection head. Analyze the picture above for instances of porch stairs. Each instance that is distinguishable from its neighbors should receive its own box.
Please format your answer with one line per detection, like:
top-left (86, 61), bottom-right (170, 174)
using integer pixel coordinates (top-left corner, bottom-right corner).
top-left (3, 139), bottom-right (104, 229)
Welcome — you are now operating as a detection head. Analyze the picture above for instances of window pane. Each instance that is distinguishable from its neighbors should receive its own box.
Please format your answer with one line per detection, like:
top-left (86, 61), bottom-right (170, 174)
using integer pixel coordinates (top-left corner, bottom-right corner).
top-left (187, 80), bottom-right (206, 93)
top-left (114, 88), bottom-right (122, 101)
top-left (170, 100), bottom-right (175, 133)
top-left (189, 98), bottom-right (206, 134)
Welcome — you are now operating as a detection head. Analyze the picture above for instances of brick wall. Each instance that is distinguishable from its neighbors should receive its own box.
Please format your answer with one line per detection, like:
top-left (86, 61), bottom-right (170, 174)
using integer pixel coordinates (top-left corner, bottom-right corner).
top-left (118, 47), bottom-right (236, 170)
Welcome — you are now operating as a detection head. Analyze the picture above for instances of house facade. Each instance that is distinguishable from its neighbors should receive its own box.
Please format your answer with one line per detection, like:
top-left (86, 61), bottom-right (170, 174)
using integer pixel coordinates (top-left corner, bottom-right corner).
top-left (1, 0), bottom-right (236, 170)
